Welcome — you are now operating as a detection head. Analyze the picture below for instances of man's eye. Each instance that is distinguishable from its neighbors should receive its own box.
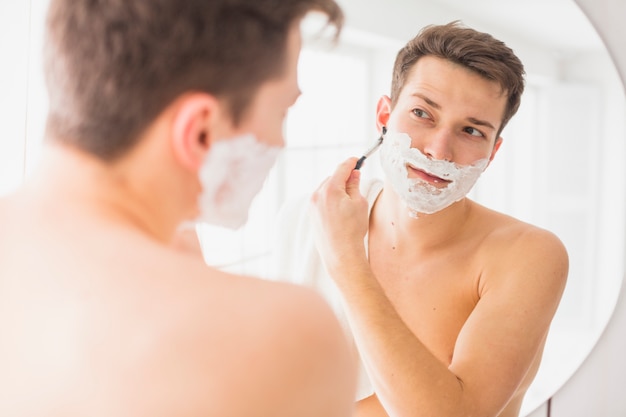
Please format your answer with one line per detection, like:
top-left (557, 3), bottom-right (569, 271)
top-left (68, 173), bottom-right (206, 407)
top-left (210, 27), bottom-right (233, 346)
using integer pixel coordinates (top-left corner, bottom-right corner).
top-left (464, 127), bottom-right (484, 137)
top-left (412, 109), bottom-right (429, 118)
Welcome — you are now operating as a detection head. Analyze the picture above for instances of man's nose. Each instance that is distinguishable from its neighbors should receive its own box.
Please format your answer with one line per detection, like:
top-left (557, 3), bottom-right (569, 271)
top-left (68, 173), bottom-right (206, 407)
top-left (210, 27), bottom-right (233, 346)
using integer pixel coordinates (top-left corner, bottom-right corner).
top-left (421, 129), bottom-right (454, 162)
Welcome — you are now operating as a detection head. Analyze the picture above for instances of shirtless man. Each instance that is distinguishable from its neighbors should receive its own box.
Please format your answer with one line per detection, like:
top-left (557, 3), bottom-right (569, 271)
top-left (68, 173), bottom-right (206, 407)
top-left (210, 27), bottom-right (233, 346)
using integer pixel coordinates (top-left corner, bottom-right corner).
top-left (0, 1), bottom-right (356, 416)
top-left (275, 22), bottom-right (568, 416)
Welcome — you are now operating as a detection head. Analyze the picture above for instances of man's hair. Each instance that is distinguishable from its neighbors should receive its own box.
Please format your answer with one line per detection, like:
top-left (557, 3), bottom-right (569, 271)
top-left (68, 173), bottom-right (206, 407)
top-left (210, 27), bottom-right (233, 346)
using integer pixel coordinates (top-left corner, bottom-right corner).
top-left (44, 0), bottom-right (343, 161)
top-left (390, 21), bottom-right (525, 137)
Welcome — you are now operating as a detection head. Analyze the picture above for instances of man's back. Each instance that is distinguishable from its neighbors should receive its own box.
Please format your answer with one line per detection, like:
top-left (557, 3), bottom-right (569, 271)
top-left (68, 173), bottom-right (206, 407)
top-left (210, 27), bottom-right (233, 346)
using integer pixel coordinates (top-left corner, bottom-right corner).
top-left (0, 184), bottom-right (355, 417)
top-left (4, 0), bottom-right (354, 414)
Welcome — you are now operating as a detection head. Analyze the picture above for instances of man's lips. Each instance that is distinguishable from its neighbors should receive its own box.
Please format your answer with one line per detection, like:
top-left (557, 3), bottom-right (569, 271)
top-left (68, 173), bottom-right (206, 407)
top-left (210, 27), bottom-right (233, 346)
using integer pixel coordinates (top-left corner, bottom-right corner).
top-left (406, 163), bottom-right (452, 185)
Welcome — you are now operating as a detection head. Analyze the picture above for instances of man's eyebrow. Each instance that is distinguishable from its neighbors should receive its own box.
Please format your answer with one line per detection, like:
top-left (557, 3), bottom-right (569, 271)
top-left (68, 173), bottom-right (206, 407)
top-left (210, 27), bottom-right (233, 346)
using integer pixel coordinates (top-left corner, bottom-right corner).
top-left (413, 93), bottom-right (496, 131)
top-left (413, 93), bottom-right (441, 110)
top-left (467, 117), bottom-right (496, 131)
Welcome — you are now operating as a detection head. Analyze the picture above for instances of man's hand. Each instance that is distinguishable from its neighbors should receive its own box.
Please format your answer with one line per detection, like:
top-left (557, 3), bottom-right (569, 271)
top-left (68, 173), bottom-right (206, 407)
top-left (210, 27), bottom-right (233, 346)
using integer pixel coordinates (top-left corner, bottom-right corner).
top-left (310, 157), bottom-right (370, 277)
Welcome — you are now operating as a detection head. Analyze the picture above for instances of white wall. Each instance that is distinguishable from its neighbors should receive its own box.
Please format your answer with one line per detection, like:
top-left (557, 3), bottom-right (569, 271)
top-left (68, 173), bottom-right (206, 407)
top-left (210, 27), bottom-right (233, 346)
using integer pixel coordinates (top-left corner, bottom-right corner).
top-left (550, 281), bottom-right (626, 416)
top-left (545, 1), bottom-right (626, 416)
top-left (0, 0), bottom-right (48, 197)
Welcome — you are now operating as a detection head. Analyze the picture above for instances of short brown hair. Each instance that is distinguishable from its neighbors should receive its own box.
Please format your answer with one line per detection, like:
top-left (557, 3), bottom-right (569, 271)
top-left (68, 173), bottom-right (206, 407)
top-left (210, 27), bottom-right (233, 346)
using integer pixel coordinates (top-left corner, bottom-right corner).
top-left (44, 0), bottom-right (343, 161)
top-left (390, 21), bottom-right (525, 137)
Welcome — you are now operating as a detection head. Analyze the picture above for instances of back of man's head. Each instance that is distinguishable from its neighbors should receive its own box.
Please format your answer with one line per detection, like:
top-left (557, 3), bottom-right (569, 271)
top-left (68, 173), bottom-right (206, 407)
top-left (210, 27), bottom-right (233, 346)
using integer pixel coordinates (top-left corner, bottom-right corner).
top-left (44, 0), bottom-right (343, 161)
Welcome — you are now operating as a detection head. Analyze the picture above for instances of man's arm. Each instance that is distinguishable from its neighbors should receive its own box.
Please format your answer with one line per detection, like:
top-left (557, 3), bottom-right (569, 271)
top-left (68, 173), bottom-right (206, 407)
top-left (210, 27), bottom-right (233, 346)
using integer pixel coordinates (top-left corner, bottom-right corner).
top-left (311, 158), bottom-right (568, 417)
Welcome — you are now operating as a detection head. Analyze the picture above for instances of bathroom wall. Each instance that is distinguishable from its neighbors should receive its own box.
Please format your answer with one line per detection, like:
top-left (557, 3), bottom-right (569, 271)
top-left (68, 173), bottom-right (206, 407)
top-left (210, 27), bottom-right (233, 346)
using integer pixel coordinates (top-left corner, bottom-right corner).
top-left (545, 2), bottom-right (626, 415)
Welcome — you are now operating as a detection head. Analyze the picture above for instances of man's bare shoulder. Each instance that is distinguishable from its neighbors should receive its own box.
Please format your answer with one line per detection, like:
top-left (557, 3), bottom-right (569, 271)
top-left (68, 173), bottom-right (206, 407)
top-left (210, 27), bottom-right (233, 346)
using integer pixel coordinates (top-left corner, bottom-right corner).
top-left (118, 236), bottom-right (345, 348)
top-left (470, 202), bottom-right (569, 294)
top-left (156, 243), bottom-right (339, 323)
top-left (471, 201), bottom-right (566, 251)
top-left (139, 247), bottom-right (356, 416)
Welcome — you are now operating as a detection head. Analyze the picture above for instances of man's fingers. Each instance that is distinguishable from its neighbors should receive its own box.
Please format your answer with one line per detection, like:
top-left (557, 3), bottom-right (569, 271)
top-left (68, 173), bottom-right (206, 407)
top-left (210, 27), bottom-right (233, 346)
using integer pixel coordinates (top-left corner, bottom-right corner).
top-left (345, 169), bottom-right (361, 199)
top-left (312, 157), bottom-right (362, 205)
top-left (330, 157), bottom-right (362, 199)
top-left (330, 157), bottom-right (360, 187)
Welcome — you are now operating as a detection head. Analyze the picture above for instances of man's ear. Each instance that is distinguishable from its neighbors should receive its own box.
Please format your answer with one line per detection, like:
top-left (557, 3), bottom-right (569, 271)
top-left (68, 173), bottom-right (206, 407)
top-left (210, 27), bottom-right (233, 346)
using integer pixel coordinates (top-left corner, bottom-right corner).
top-left (375, 95), bottom-right (392, 132)
top-left (488, 136), bottom-right (504, 164)
top-left (171, 93), bottom-right (221, 172)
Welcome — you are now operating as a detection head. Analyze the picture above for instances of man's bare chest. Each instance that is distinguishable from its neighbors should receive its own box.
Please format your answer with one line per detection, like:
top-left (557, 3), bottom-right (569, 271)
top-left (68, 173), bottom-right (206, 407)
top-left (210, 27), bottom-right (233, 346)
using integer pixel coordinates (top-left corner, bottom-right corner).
top-left (368, 248), bottom-right (480, 364)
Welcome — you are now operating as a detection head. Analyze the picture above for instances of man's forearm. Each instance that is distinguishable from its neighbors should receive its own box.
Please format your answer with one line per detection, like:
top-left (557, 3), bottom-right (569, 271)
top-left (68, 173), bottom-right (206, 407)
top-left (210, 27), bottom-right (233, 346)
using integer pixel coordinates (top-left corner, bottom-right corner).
top-left (332, 265), bottom-right (470, 417)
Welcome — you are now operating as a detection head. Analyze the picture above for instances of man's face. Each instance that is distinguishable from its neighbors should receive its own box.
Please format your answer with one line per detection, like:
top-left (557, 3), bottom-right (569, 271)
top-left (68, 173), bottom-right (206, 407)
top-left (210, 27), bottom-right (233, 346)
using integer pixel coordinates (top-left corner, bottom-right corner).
top-left (229, 23), bottom-right (303, 148)
top-left (380, 56), bottom-right (506, 185)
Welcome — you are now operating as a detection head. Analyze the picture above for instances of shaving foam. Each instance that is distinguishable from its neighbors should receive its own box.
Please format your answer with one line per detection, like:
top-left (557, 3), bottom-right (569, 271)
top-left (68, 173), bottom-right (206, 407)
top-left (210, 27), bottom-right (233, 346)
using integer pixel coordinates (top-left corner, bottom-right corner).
top-left (197, 134), bottom-right (281, 229)
top-left (379, 130), bottom-right (488, 217)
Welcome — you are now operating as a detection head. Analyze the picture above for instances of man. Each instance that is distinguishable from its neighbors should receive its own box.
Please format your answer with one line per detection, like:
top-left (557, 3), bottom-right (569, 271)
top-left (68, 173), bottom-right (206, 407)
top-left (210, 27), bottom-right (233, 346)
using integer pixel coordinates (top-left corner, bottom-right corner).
top-left (274, 22), bottom-right (568, 417)
top-left (0, 1), bottom-right (357, 416)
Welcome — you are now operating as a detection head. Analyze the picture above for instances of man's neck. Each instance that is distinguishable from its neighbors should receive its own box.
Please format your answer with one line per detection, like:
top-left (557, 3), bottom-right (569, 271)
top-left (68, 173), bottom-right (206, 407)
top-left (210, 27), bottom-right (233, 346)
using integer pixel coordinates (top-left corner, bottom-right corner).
top-left (370, 185), bottom-right (474, 254)
top-left (24, 142), bottom-right (184, 244)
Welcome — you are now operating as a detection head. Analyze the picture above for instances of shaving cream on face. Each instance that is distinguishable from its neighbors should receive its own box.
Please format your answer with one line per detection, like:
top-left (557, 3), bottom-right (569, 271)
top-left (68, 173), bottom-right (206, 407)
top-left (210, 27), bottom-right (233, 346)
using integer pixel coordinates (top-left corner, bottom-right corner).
top-left (379, 130), bottom-right (489, 217)
top-left (197, 134), bottom-right (281, 229)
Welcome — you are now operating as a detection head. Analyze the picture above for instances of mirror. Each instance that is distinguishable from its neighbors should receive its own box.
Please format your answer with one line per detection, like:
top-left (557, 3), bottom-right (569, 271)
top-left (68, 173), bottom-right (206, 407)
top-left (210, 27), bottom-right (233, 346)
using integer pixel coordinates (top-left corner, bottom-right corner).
top-left (322, 0), bottom-right (625, 415)
top-left (198, 2), bottom-right (624, 413)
